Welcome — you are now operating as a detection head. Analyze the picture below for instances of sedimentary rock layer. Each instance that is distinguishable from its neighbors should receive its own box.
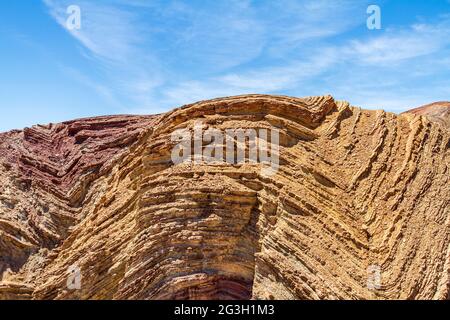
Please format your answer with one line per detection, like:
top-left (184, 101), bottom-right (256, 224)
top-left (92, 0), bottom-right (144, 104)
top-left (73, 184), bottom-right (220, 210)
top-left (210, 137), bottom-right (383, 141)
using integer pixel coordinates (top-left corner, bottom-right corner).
top-left (404, 102), bottom-right (450, 129)
top-left (0, 95), bottom-right (449, 300)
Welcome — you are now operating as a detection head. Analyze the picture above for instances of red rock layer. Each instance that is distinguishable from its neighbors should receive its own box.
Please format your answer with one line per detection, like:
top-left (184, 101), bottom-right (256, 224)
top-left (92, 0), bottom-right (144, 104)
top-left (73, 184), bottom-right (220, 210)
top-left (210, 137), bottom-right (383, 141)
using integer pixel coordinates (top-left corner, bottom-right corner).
top-left (0, 115), bottom-right (155, 276)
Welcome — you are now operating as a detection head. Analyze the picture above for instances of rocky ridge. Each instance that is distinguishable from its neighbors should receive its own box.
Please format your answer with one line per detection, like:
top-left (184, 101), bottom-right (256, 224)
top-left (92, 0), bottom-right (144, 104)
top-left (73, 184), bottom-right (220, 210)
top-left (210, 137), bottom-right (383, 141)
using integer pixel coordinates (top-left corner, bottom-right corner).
top-left (404, 102), bottom-right (450, 129)
top-left (0, 95), bottom-right (449, 300)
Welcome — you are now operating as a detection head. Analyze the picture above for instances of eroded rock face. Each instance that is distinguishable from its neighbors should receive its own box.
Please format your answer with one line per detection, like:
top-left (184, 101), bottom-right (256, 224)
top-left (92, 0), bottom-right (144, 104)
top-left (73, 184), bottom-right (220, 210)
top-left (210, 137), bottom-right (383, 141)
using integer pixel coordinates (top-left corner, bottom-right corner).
top-left (405, 101), bottom-right (450, 129)
top-left (0, 95), bottom-right (449, 300)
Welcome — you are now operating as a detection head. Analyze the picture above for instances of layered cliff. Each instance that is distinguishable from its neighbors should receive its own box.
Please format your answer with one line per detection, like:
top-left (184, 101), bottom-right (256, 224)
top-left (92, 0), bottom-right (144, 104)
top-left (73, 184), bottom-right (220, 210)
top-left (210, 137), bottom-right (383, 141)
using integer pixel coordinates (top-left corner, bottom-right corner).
top-left (0, 95), bottom-right (449, 300)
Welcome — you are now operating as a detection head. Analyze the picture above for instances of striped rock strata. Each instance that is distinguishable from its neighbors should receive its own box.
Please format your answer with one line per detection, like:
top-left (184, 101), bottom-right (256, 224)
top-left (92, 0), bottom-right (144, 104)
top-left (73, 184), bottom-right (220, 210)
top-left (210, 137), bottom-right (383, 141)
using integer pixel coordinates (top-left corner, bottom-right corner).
top-left (404, 102), bottom-right (450, 129)
top-left (0, 95), bottom-right (449, 300)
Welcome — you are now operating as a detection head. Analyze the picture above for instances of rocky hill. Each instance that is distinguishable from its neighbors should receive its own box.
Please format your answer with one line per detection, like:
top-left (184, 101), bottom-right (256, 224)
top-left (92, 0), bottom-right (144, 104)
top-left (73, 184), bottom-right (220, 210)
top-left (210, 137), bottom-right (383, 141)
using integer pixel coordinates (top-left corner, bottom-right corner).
top-left (0, 95), bottom-right (448, 300)
top-left (404, 101), bottom-right (450, 129)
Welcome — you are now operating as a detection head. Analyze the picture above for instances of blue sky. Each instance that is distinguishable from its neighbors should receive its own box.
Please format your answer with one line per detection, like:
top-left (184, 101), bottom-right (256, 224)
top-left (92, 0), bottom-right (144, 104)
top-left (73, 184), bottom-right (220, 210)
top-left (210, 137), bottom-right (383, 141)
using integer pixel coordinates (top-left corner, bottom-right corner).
top-left (1, 0), bottom-right (450, 131)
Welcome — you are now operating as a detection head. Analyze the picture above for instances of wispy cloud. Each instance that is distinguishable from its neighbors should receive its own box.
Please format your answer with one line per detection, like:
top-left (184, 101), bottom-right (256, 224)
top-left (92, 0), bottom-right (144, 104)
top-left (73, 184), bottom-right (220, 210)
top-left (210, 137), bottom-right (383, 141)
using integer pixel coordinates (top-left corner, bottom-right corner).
top-left (42, 0), bottom-right (450, 115)
top-left (43, 0), bottom-right (163, 110)
top-left (43, 0), bottom-right (142, 63)
top-left (193, 14), bottom-right (450, 112)
top-left (58, 64), bottom-right (120, 107)
top-left (347, 19), bottom-right (450, 64)
top-left (43, 0), bottom-right (368, 111)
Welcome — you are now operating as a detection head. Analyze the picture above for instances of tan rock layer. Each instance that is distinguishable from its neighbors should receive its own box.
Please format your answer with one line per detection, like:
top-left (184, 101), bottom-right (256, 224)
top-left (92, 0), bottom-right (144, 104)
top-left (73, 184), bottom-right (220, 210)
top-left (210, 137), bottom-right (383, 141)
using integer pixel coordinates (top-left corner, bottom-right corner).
top-left (0, 94), bottom-right (449, 300)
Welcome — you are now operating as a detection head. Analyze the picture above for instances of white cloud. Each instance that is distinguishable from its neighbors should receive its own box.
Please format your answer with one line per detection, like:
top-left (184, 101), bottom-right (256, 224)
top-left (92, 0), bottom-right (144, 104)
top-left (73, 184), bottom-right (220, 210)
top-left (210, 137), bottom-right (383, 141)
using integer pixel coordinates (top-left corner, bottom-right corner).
top-left (347, 19), bottom-right (450, 64)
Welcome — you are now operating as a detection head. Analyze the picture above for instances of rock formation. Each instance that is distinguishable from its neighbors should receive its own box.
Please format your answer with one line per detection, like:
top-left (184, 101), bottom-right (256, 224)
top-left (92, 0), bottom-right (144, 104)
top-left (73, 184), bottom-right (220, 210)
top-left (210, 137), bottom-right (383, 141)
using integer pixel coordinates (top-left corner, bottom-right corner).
top-left (403, 101), bottom-right (450, 129)
top-left (0, 95), bottom-right (449, 300)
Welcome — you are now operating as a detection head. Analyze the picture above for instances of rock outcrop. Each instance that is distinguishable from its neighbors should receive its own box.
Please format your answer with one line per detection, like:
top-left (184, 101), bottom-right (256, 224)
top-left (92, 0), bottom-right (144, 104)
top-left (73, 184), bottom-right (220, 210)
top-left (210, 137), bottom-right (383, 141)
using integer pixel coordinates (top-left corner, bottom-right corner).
top-left (404, 102), bottom-right (450, 129)
top-left (0, 95), bottom-right (449, 300)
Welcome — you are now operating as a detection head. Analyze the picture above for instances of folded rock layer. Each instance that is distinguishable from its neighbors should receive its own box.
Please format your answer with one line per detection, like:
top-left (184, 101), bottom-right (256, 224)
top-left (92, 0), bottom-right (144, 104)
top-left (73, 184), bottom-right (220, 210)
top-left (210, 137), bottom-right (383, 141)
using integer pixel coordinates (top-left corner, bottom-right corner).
top-left (0, 94), bottom-right (449, 300)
